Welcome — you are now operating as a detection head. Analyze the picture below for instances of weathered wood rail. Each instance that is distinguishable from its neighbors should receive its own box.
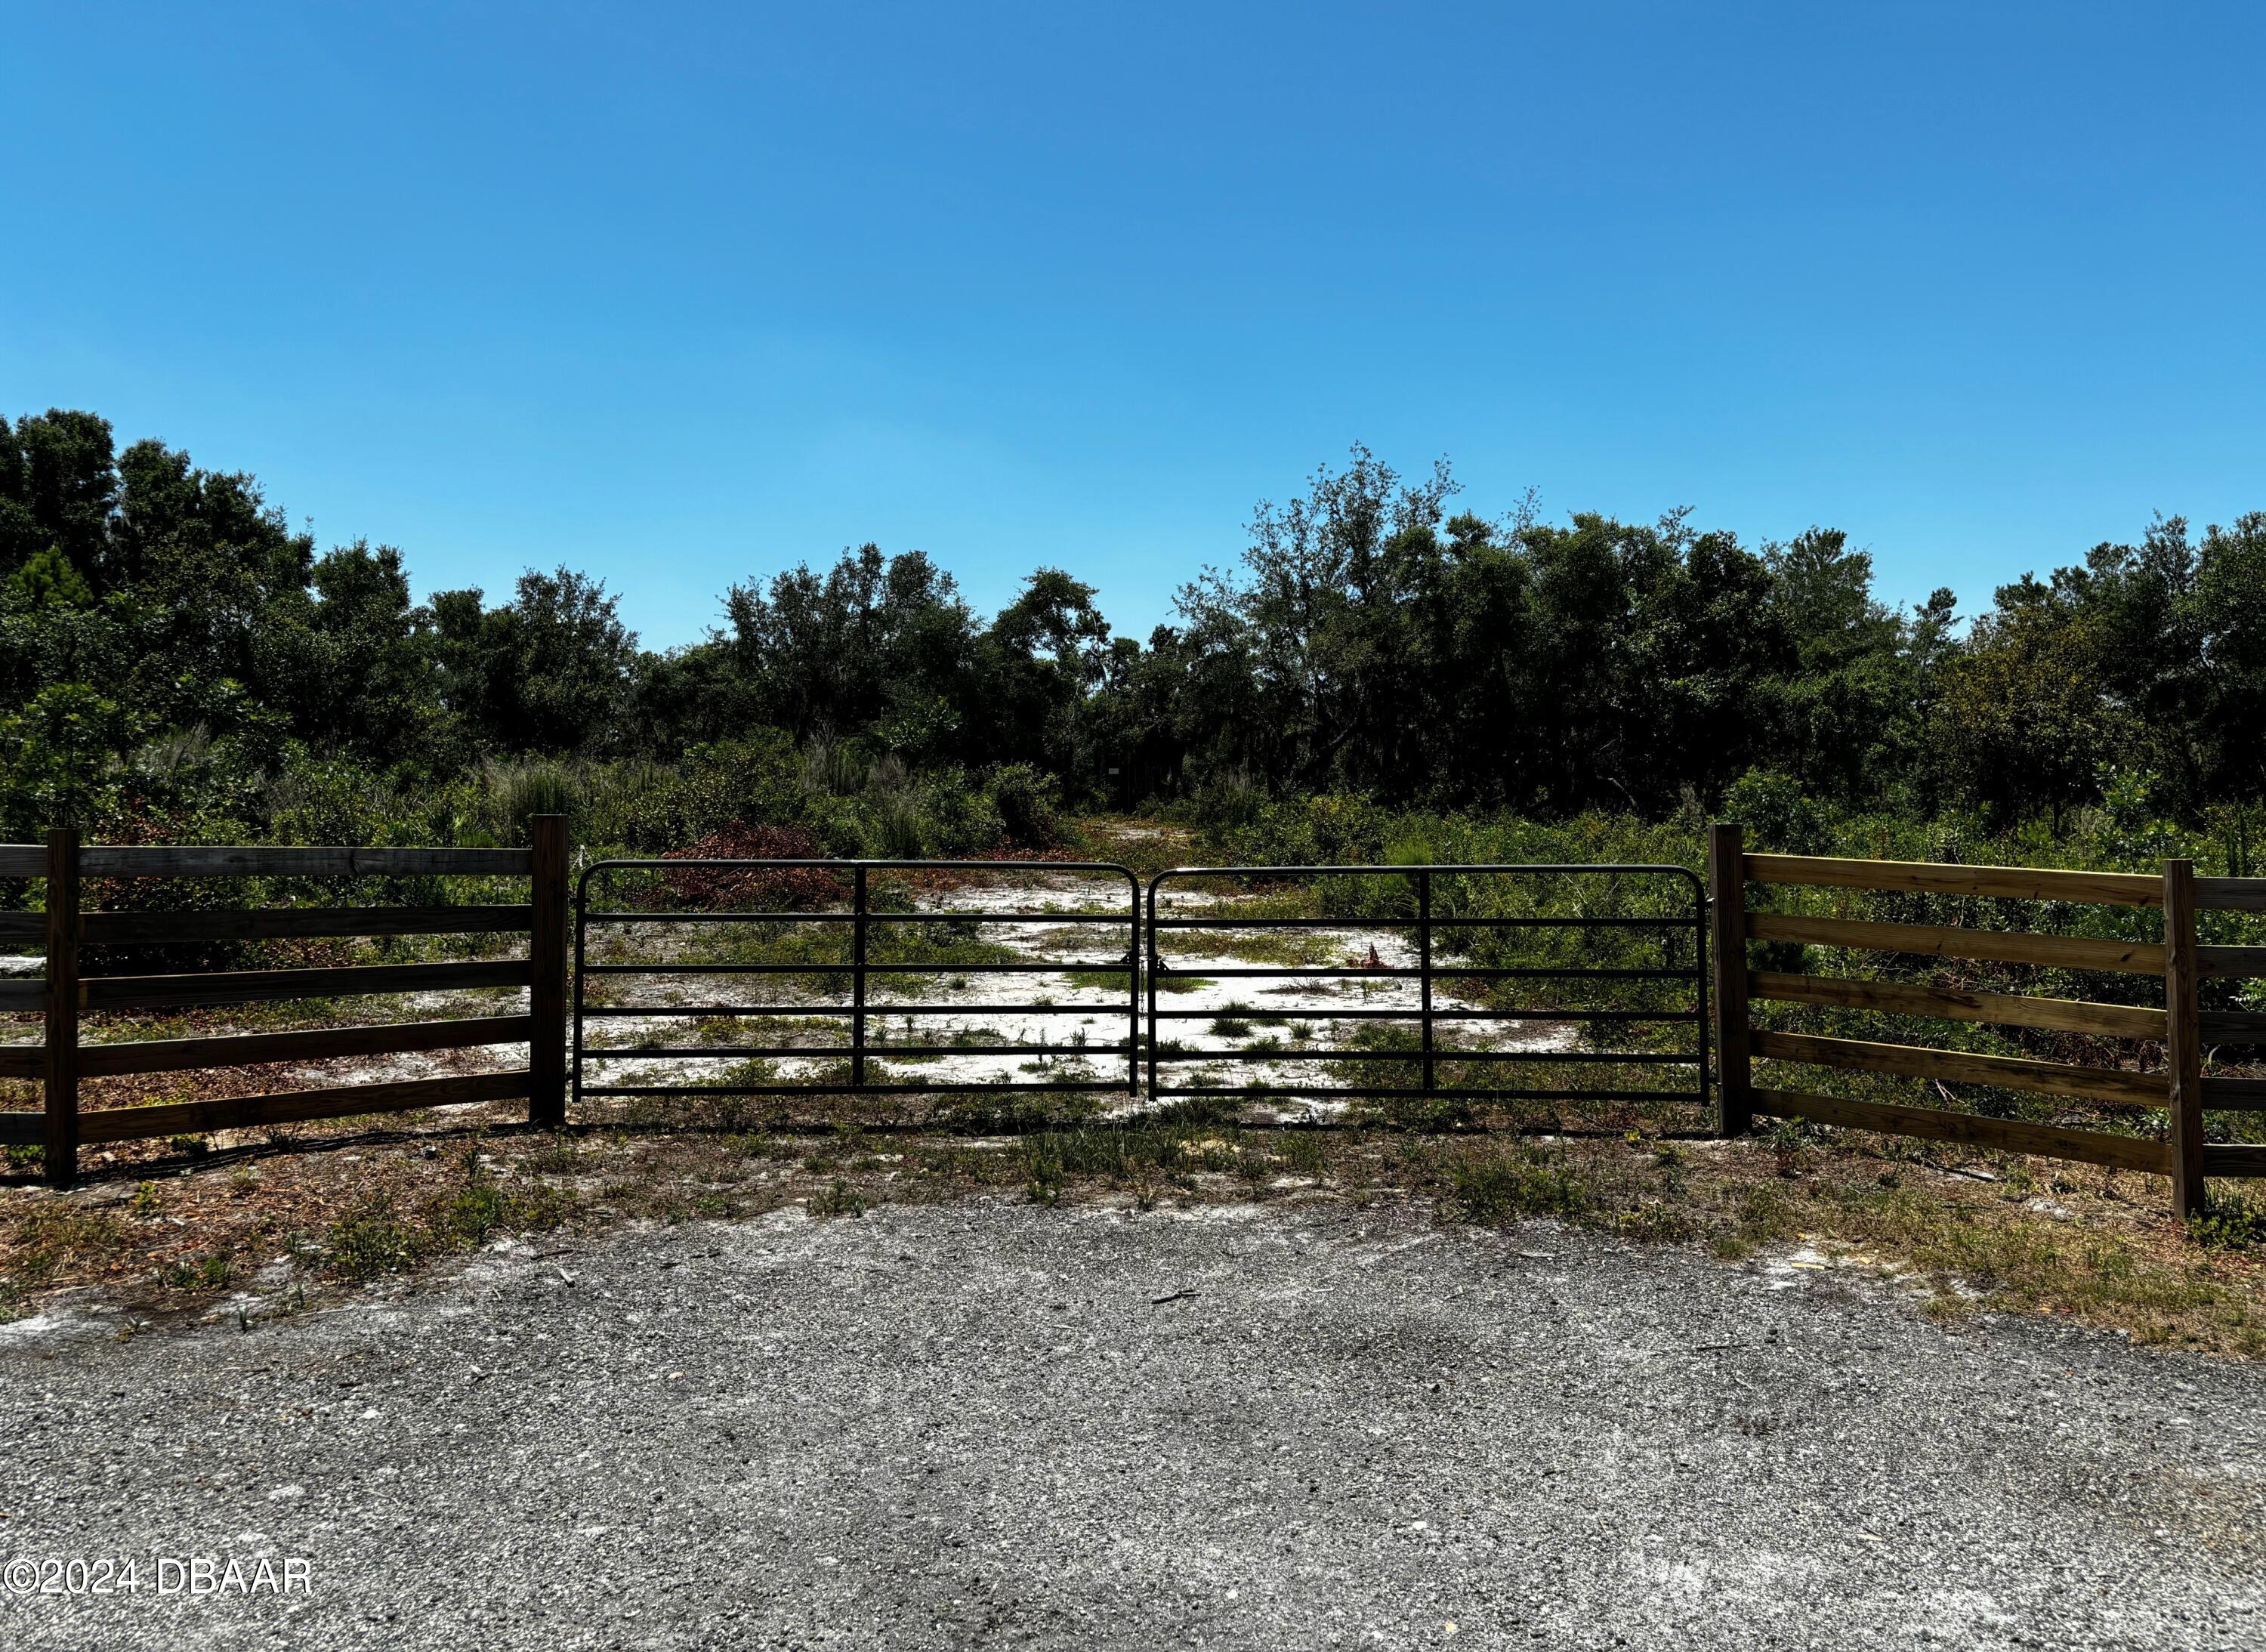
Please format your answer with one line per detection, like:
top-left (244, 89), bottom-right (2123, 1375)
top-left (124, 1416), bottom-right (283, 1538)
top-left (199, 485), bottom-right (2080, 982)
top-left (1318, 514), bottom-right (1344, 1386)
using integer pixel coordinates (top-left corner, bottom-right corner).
top-left (1712, 823), bottom-right (2266, 1217)
top-left (0, 819), bottom-right (568, 1185)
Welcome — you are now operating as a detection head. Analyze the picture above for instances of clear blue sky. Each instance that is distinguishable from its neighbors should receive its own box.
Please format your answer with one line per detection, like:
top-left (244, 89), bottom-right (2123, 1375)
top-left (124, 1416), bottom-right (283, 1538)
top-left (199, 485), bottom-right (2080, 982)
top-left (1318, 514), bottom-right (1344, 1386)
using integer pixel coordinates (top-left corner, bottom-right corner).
top-left (4, 2), bottom-right (2261, 650)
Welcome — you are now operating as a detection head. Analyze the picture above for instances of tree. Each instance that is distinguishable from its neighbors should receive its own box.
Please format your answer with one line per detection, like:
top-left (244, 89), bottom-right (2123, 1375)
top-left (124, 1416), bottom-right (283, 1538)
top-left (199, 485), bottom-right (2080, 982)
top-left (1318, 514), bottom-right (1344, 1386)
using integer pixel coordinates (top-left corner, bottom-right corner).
top-left (0, 410), bottom-right (118, 582)
top-left (255, 541), bottom-right (446, 766)
top-left (723, 544), bottom-right (979, 755)
top-left (975, 568), bottom-right (1113, 776)
top-left (1934, 575), bottom-right (2126, 831)
top-left (431, 568), bottom-right (637, 754)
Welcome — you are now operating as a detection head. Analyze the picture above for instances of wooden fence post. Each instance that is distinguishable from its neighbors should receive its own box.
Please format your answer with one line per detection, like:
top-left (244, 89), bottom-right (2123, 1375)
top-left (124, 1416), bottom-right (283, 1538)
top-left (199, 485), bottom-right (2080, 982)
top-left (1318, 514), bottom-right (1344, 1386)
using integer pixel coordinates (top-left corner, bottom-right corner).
top-left (2163, 857), bottom-right (2206, 1221)
top-left (527, 814), bottom-right (569, 1128)
top-left (43, 827), bottom-right (80, 1188)
top-left (1709, 822), bottom-right (1752, 1137)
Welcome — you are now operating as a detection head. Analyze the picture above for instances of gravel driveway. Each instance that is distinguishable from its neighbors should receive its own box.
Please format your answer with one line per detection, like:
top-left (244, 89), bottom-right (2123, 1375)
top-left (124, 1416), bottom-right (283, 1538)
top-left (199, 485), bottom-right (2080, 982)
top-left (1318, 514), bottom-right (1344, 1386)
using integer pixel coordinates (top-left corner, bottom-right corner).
top-left (3, 1198), bottom-right (2261, 1649)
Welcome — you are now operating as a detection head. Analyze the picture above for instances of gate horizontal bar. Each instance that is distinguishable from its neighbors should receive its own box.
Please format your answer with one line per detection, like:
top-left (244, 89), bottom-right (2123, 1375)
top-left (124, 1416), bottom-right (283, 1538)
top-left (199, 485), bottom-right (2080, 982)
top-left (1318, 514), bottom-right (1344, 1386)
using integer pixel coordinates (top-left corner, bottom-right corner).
top-left (1151, 862), bottom-right (1705, 880)
top-left (1150, 1085), bottom-right (1703, 1101)
top-left (1149, 1004), bottom-right (1677, 1021)
top-left (581, 1042), bottom-right (1130, 1059)
top-left (1148, 1049), bottom-right (1697, 1064)
top-left (579, 1081), bottom-right (1128, 1097)
top-left (582, 909), bottom-right (1132, 925)
top-left (581, 960), bottom-right (1130, 976)
top-left (1161, 966), bottom-right (1696, 982)
top-left (1148, 964), bottom-right (1701, 980)
top-left (577, 1002), bottom-right (1127, 1018)
top-left (1150, 914), bottom-right (1696, 930)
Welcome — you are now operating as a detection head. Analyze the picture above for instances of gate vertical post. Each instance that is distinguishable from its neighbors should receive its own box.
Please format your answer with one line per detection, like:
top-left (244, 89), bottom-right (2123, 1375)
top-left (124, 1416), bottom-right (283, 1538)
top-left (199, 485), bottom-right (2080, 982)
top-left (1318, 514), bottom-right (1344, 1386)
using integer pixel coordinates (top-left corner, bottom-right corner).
top-left (1418, 869), bottom-right (1434, 1095)
top-left (570, 857), bottom-right (588, 1114)
top-left (1144, 878), bottom-right (1160, 1101)
top-left (851, 865), bottom-right (868, 1088)
top-left (42, 826), bottom-right (80, 1189)
top-left (2163, 857), bottom-right (2206, 1220)
top-left (1707, 823), bottom-right (1752, 1137)
top-left (1125, 875), bottom-right (1140, 1097)
top-left (527, 814), bottom-right (568, 1127)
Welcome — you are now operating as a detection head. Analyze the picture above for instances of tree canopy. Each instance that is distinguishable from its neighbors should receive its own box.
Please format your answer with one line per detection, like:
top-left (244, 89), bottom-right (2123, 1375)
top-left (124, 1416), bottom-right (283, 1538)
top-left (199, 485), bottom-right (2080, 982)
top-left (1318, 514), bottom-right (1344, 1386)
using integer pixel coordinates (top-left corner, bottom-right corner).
top-left (5, 409), bottom-right (2259, 839)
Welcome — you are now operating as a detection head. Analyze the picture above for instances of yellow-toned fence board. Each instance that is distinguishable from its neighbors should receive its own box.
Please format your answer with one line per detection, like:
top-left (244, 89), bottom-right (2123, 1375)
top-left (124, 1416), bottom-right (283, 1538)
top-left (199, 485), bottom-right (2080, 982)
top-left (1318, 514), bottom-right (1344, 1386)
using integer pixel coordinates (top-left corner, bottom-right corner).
top-left (78, 846), bottom-right (533, 878)
top-left (76, 1070), bottom-right (532, 1144)
top-left (81, 959), bottom-right (532, 1011)
top-left (1746, 911), bottom-right (2164, 975)
top-left (1752, 1028), bottom-right (2165, 1107)
top-left (2196, 877), bottom-right (2266, 912)
top-left (1743, 854), bottom-right (2161, 907)
top-left (2199, 945), bottom-right (2266, 980)
top-left (80, 905), bottom-right (533, 946)
top-left (2199, 1076), bottom-right (2266, 1111)
top-left (1747, 971), bottom-right (2164, 1039)
top-left (77, 1015), bottom-right (533, 1078)
top-left (1754, 1087), bottom-right (2171, 1173)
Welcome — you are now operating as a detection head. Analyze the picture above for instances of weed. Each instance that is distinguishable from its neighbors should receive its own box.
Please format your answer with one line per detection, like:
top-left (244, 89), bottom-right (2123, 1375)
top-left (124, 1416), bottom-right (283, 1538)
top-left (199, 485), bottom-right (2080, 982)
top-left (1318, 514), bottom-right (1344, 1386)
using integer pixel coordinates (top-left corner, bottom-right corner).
top-left (1453, 1149), bottom-right (1595, 1224)
top-left (812, 1179), bottom-right (867, 1218)
top-left (326, 1197), bottom-right (423, 1282)
top-left (1768, 1119), bottom-right (1808, 1178)
top-left (2187, 1189), bottom-right (2266, 1252)
top-left (158, 1252), bottom-right (236, 1292)
top-left (1021, 1135), bottom-right (1066, 1204)
top-left (1603, 1201), bottom-right (1700, 1243)
top-left (1276, 1130), bottom-right (1329, 1178)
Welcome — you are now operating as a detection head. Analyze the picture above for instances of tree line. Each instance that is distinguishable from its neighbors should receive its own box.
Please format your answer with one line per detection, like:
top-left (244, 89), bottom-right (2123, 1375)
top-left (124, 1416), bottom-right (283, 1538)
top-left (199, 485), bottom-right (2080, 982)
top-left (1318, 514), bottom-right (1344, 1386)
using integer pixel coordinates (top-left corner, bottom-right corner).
top-left (5, 408), bottom-right (2261, 840)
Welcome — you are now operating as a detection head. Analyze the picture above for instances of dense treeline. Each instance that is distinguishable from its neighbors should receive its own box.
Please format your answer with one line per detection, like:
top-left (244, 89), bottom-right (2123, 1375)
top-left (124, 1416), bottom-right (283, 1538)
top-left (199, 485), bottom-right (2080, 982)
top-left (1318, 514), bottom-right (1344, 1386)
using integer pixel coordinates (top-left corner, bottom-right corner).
top-left (5, 409), bottom-right (2263, 848)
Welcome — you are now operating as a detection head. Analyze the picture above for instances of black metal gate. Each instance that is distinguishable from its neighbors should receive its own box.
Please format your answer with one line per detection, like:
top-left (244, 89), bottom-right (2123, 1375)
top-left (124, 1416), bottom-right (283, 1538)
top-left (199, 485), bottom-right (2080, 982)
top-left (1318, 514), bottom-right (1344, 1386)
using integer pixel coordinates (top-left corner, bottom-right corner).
top-left (1144, 863), bottom-right (1709, 1109)
top-left (573, 858), bottom-right (1142, 1106)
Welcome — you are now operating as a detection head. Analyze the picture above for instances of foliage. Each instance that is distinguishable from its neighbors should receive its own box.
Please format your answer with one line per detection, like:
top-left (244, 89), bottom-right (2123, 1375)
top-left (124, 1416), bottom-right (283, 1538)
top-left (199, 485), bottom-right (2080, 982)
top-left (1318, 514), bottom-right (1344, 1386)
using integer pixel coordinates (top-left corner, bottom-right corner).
top-left (8, 410), bottom-right (2266, 848)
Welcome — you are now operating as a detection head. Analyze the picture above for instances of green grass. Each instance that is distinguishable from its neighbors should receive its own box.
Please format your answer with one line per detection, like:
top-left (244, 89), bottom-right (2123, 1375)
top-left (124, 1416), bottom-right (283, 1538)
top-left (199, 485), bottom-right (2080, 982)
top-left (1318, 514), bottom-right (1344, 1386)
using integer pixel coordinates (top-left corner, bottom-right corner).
top-left (1059, 968), bottom-right (1213, 994)
top-left (324, 1149), bottom-right (570, 1283)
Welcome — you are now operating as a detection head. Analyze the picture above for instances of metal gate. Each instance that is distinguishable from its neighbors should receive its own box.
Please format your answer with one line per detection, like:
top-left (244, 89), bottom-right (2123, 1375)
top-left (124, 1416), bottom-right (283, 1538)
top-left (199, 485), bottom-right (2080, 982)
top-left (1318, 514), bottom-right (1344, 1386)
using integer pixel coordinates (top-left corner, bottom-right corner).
top-left (573, 858), bottom-right (1142, 1106)
top-left (1144, 863), bottom-right (1709, 1109)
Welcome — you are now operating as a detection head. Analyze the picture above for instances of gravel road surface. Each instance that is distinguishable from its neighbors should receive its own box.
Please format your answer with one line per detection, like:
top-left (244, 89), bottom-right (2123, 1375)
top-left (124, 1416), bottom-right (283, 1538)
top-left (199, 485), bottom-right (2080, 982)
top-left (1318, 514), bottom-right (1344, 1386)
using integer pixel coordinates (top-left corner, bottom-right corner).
top-left (3, 1198), bottom-right (2261, 1649)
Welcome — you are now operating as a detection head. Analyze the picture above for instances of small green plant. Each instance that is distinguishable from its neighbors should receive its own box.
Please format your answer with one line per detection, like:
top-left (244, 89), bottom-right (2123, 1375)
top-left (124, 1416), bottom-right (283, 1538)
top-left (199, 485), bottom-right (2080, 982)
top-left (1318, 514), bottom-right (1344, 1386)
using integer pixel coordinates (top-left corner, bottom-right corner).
top-left (812, 1179), bottom-right (866, 1218)
top-left (2190, 1190), bottom-right (2266, 1251)
top-left (1453, 1149), bottom-right (1595, 1224)
top-left (131, 1181), bottom-right (162, 1218)
top-left (1277, 1130), bottom-right (1329, 1178)
top-left (327, 1197), bottom-right (422, 1281)
top-left (1767, 1119), bottom-right (1808, 1178)
top-left (1021, 1135), bottom-right (1065, 1204)
top-left (158, 1252), bottom-right (236, 1292)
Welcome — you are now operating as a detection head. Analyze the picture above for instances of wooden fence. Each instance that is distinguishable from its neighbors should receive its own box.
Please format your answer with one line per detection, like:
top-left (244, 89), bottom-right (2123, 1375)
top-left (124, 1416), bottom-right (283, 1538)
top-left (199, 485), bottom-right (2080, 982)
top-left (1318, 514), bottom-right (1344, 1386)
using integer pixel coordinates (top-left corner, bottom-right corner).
top-left (1709, 822), bottom-right (2266, 1216)
top-left (0, 817), bottom-right (568, 1187)
top-left (8, 817), bottom-right (2263, 1221)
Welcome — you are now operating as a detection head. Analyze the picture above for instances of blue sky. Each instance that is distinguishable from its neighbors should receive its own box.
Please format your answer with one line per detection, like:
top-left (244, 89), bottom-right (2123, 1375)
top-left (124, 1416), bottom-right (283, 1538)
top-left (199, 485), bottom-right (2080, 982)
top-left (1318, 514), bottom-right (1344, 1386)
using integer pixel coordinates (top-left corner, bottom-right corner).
top-left (4, 2), bottom-right (2261, 649)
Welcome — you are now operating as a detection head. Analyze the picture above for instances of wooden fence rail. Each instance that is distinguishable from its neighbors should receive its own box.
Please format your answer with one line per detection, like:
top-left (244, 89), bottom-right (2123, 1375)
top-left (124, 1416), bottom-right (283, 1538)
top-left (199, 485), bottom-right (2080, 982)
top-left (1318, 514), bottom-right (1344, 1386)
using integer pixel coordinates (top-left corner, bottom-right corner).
top-left (1711, 823), bottom-right (2266, 1218)
top-left (0, 818), bottom-right (568, 1186)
